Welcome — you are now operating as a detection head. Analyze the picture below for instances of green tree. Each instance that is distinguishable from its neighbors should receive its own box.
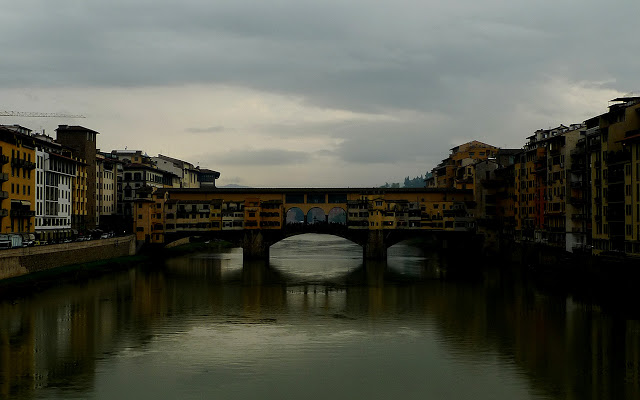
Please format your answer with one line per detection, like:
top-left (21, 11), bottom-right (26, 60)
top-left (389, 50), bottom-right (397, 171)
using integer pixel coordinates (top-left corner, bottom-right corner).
top-left (403, 175), bottom-right (425, 188)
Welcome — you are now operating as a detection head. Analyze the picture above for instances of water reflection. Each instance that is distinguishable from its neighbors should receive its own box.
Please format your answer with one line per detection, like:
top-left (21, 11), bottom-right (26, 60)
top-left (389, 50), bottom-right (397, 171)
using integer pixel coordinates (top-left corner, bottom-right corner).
top-left (0, 235), bottom-right (639, 399)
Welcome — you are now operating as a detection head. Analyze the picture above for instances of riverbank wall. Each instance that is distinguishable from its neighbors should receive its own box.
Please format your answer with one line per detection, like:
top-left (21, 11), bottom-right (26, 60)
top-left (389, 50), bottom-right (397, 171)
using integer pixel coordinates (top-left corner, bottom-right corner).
top-left (0, 235), bottom-right (136, 281)
top-left (495, 240), bottom-right (640, 292)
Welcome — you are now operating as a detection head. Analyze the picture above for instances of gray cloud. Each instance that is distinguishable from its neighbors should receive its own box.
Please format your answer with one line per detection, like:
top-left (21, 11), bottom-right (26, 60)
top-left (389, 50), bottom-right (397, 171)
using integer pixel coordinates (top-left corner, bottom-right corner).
top-left (3, 1), bottom-right (638, 113)
top-left (2, 0), bottom-right (639, 186)
top-left (205, 149), bottom-right (311, 166)
top-left (186, 126), bottom-right (227, 134)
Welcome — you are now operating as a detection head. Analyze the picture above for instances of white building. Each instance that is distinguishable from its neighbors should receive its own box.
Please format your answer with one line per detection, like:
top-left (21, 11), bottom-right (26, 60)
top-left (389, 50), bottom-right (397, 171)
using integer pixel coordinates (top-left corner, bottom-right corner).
top-left (34, 134), bottom-right (77, 241)
top-left (152, 154), bottom-right (200, 189)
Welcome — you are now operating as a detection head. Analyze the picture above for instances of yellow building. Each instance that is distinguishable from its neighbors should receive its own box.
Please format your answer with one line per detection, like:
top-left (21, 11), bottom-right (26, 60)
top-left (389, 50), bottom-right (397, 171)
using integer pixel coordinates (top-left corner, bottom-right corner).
top-left (0, 126), bottom-right (36, 235)
top-left (586, 97), bottom-right (640, 254)
top-left (428, 141), bottom-right (499, 190)
top-left (620, 133), bottom-right (640, 255)
top-left (514, 144), bottom-right (541, 241)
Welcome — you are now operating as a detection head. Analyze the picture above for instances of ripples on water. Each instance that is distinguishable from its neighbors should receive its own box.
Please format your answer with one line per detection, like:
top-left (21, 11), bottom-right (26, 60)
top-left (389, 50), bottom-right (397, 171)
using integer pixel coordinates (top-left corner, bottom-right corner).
top-left (1, 234), bottom-right (639, 400)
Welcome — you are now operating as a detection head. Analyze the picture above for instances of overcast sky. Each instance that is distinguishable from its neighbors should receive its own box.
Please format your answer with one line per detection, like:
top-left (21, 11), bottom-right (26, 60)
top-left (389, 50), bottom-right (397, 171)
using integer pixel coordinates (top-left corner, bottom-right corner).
top-left (1, 0), bottom-right (636, 187)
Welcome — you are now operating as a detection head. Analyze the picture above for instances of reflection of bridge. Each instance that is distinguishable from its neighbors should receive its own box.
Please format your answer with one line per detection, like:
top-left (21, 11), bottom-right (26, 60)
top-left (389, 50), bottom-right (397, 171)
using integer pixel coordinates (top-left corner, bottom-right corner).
top-left (134, 187), bottom-right (476, 260)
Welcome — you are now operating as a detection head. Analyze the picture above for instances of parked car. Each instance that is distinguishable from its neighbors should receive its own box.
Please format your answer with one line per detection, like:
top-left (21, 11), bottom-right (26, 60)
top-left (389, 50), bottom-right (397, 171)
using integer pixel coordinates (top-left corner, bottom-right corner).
top-left (0, 234), bottom-right (11, 249)
top-left (9, 234), bottom-right (22, 248)
top-left (100, 233), bottom-right (109, 239)
top-left (22, 233), bottom-right (35, 247)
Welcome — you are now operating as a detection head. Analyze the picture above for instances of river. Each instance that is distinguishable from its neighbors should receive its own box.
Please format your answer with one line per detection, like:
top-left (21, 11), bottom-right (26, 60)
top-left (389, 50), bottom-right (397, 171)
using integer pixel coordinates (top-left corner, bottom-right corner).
top-left (0, 234), bottom-right (638, 399)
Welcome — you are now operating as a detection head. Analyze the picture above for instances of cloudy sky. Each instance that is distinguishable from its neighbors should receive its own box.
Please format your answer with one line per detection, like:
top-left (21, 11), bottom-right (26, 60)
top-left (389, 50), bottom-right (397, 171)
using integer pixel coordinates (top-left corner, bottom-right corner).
top-left (1, 0), bottom-right (636, 187)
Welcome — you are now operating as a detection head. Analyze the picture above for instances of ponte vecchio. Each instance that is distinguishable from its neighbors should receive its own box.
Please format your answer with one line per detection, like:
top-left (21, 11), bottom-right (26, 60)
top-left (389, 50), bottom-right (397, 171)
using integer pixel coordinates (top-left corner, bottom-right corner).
top-left (134, 187), bottom-right (476, 260)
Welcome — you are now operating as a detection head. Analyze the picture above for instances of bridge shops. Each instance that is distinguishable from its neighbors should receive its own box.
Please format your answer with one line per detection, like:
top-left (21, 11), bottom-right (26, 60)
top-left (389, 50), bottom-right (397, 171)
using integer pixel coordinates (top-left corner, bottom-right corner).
top-left (133, 187), bottom-right (476, 260)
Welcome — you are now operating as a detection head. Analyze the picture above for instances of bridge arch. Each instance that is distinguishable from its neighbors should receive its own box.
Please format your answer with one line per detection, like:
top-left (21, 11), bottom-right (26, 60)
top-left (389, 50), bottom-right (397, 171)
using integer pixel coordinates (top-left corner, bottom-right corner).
top-left (285, 207), bottom-right (304, 225)
top-left (307, 207), bottom-right (326, 225)
top-left (327, 207), bottom-right (346, 225)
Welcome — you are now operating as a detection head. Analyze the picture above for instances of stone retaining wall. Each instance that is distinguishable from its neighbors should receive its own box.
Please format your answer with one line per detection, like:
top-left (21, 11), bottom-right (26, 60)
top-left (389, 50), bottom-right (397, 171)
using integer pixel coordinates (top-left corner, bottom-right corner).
top-left (0, 235), bottom-right (136, 281)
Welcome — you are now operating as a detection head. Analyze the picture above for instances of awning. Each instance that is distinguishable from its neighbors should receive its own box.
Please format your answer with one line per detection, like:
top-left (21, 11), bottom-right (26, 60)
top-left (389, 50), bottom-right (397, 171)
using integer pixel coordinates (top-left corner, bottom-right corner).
top-left (11, 200), bottom-right (31, 207)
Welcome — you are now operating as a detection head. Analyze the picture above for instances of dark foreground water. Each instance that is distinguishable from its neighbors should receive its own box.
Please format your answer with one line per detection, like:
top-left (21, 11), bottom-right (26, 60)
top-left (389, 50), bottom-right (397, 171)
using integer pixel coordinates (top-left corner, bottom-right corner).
top-left (1, 234), bottom-right (639, 400)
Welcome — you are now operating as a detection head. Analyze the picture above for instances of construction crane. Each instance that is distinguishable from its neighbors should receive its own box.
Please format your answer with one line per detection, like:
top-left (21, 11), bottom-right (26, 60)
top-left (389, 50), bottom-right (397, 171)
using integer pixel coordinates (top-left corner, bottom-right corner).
top-left (0, 111), bottom-right (85, 118)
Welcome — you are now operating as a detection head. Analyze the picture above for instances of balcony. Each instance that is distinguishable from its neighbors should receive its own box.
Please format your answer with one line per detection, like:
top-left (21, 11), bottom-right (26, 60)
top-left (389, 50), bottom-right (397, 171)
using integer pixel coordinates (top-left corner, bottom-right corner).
top-left (0, 155), bottom-right (8, 165)
top-left (11, 158), bottom-right (36, 170)
top-left (533, 167), bottom-right (547, 175)
top-left (480, 178), bottom-right (504, 189)
top-left (570, 181), bottom-right (584, 189)
top-left (608, 171), bottom-right (625, 184)
top-left (23, 160), bottom-right (36, 170)
top-left (571, 214), bottom-right (589, 221)
top-left (10, 209), bottom-right (35, 217)
top-left (570, 162), bottom-right (585, 172)
top-left (0, 209), bottom-right (7, 217)
top-left (0, 173), bottom-right (8, 182)
top-left (607, 150), bottom-right (630, 166)
top-left (570, 148), bottom-right (585, 157)
top-left (0, 190), bottom-right (8, 199)
top-left (569, 197), bottom-right (585, 205)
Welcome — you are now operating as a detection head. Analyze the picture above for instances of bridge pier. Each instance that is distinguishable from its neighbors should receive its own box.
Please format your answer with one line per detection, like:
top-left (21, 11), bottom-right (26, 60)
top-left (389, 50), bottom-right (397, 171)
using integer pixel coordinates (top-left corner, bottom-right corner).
top-left (242, 231), bottom-right (270, 260)
top-left (363, 230), bottom-right (387, 260)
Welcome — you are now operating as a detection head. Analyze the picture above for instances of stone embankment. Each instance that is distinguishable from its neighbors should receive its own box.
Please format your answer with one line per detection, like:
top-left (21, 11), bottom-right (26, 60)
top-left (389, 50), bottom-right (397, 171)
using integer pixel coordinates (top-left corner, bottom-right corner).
top-left (0, 235), bottom-right (136, 281)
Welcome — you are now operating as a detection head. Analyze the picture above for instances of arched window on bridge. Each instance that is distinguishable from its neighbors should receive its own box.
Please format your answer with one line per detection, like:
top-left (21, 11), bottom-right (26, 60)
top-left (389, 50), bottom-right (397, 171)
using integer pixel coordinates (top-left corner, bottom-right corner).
top-left (286, 208), bottom-right (304, 225)
top-left (328, 207), bottom-right (346, 225)
top-left (307, 208), bottom-right (325, 225)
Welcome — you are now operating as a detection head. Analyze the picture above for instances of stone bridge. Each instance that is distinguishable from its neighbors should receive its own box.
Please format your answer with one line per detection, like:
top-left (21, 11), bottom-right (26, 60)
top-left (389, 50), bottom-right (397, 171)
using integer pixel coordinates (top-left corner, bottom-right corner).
top-left (135, 187), bottom-right (476, 260)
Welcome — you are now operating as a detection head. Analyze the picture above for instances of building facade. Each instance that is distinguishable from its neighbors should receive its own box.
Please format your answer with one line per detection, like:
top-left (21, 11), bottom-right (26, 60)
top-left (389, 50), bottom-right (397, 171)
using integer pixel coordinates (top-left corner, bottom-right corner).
top-left (96, 152), bottom-right (120, 229)
top-left (152, 154), bottom-right (200, 189)
top-left (55, 125), bottom-right (99, 230)
top-left (586, 97), bottom-right (640, 254)
top-left (427, 141), bottom-right (499, 189)
top-left (33, 134), bottom-right (78, 241)
top-left (0, 126), bottom-right (36, 236)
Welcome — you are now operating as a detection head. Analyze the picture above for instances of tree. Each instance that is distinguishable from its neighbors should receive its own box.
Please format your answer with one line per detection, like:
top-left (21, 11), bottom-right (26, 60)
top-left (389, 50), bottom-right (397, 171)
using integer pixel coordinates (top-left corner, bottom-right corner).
top-left (403, 175), bottom-right (425, 188)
